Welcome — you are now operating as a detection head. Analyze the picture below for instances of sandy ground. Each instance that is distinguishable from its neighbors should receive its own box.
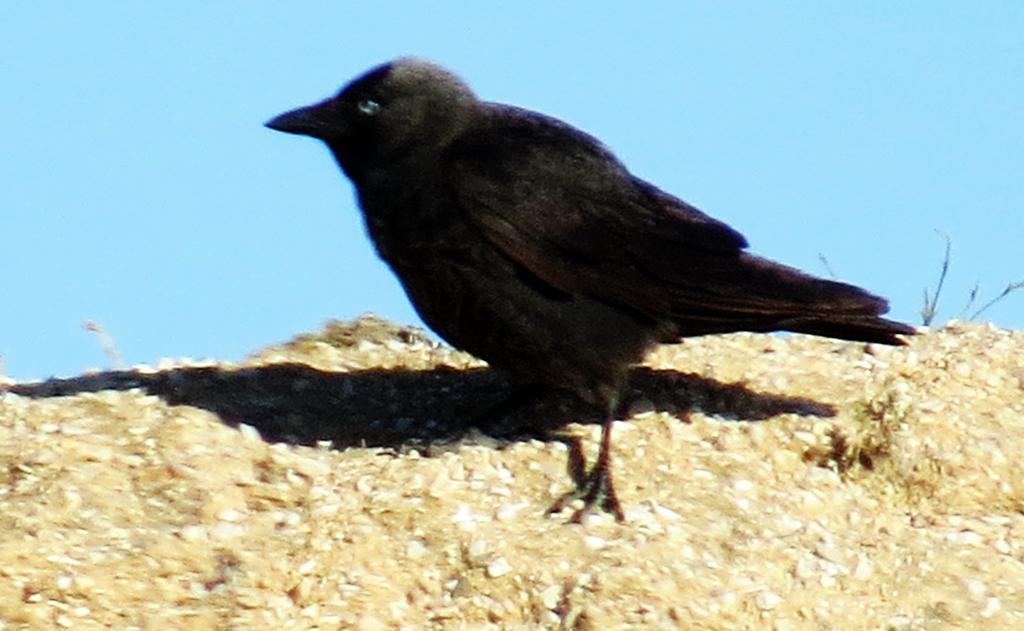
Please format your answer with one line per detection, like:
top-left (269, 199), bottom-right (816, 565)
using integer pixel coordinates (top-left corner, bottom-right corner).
top-left (1, 316), bottom-right (1023, 630)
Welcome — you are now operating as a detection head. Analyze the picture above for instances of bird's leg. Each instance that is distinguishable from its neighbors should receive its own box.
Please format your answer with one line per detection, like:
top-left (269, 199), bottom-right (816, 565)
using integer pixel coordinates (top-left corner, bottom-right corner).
top-left (578, 417), bottom-right (625, 522)
top-left (549, 399), bottom-right (625, 522)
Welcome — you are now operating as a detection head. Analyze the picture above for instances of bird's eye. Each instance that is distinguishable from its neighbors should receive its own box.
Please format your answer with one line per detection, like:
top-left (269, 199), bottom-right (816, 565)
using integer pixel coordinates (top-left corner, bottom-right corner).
top-left (357, 99), bottom-right (381, 116)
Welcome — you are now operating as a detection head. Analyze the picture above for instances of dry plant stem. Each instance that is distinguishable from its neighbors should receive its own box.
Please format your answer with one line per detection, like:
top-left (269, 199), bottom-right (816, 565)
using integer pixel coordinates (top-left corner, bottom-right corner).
top-left (971, 280), bottom-right (1024, 321)
top-left (920, 231), bottom-right (951, 326)
top-left (82, 319), bottom-right (125, 369)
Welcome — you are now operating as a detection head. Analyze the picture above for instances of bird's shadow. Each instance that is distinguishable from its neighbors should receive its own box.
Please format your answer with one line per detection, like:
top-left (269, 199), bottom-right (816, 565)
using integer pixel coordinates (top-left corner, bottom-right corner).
top-left (5, 362), bottom-right (835, 449)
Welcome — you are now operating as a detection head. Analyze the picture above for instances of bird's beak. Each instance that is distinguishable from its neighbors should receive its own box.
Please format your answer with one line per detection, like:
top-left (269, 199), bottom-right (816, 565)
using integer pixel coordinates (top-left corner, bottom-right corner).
top-left (265, 99), bottom-right (346, 140)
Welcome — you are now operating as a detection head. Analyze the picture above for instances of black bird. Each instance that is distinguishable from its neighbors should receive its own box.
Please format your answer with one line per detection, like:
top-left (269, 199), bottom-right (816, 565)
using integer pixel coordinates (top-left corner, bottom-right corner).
top-left (266, 58), bottom-right (914, 521)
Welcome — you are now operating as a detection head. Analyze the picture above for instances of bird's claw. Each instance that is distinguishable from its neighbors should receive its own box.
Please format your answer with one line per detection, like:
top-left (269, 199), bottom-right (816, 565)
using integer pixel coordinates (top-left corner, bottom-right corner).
top-left (548, 461), bottom-right (625, 523)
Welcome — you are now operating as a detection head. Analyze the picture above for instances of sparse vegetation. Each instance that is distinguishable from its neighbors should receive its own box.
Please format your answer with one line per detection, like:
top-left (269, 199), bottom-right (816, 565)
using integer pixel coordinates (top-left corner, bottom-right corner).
top-left (920, 231), bottom-right (1022, 325)
top-left (803, 382), bottom-right (956, 509)
top-left (806, 387), bottom-right (908, 479)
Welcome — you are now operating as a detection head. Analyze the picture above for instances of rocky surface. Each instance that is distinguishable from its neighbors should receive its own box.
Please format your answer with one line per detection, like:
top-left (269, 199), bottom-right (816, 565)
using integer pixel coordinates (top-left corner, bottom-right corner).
top-left (2, 316), bottom-right (1023, 629)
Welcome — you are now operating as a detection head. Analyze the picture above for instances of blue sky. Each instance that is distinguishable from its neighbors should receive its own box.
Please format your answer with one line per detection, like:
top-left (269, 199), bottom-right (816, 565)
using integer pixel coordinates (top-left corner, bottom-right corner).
top-left (3, 3), bottom-right (1022, 380)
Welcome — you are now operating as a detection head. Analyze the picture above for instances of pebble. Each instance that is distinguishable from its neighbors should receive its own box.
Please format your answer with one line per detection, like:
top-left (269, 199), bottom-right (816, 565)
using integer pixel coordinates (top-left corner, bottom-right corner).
top-left (486, 557), bottom-right (512, 578)
top-left (755, 591), bottom-right (782, 611)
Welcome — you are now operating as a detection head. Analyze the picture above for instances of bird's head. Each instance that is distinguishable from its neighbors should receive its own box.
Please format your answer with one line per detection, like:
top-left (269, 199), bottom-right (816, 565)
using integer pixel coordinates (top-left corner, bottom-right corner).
top-left (266, 57), bottom-right (478, 180)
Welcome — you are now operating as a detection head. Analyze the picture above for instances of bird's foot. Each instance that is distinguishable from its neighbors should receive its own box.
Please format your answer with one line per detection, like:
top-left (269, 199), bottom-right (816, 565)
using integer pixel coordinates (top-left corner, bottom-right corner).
top-left (548, 458), bottom-right (625, 523)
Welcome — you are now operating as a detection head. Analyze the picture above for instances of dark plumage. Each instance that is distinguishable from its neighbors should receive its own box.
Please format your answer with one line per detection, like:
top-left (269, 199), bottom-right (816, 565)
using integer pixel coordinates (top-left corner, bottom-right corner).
top-left (266, 58), bottom-right (915, 521)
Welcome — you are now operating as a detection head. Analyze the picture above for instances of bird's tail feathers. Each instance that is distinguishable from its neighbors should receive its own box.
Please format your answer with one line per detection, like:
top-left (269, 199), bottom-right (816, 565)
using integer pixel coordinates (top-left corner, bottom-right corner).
top-left (769, 314), bottom-right (916, 345)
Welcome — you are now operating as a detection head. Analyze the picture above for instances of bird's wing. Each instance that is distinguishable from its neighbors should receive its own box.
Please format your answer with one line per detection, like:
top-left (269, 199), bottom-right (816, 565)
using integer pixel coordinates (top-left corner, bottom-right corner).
top-left (446, 105), bottom-right (889, 327)
top-left (445, 105), bottom-right (771, 317)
